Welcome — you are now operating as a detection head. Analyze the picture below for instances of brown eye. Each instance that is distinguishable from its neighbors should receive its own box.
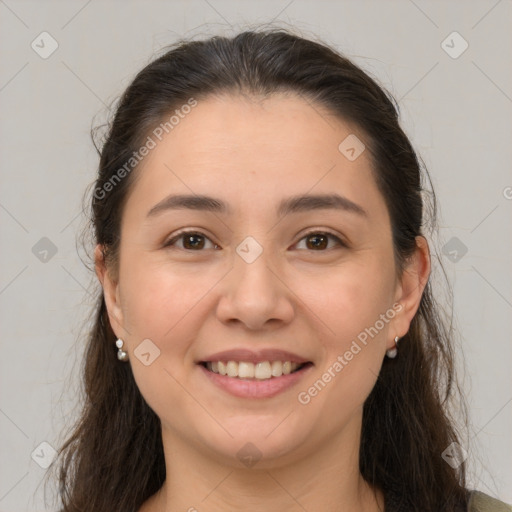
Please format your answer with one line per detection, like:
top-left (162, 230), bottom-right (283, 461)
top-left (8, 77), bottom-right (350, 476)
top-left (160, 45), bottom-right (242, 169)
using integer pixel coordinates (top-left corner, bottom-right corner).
top-left (182, 233), bottom-right (206, 250)
top-left (164, 231), bottom-right (218, 251)
top-left (294, 231), bottom-right (345, 251)
top-left (305, 233), bottom-right (328, 250)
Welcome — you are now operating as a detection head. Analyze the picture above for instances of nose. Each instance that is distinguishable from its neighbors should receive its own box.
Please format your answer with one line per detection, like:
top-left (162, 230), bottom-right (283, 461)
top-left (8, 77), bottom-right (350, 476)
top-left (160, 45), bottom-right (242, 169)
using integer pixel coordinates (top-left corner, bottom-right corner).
top-left (215, 246), bottom-right (295, 331)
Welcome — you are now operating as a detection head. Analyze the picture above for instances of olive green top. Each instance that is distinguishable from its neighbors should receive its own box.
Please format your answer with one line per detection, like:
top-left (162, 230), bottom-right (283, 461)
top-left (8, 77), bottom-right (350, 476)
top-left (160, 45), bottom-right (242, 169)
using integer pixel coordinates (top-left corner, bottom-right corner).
top-left (384, 488), bottom-right (511, 511)
top-left (468, 491), bottom-right (512, 512)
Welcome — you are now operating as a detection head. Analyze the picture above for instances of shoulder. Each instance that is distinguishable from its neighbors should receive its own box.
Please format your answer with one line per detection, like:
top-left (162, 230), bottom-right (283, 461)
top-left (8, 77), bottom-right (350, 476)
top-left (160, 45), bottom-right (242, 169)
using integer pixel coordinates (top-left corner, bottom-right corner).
top-left (468, 490), bottom-right (512, 512)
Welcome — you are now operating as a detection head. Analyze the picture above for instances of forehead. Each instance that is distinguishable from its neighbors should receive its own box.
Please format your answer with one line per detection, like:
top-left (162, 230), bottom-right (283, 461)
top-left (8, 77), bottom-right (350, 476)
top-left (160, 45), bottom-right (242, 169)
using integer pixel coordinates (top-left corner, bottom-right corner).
top-left (124, 93), bottom-right (388, 226)
top-left (151, 92), bottom-right (363, 169)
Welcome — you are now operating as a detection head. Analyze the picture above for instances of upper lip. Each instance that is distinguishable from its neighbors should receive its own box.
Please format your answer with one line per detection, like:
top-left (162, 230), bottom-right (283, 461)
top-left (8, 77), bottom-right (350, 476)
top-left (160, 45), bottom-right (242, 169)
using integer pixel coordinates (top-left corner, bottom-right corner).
top-left (199, 348), bottom-right (311, 364)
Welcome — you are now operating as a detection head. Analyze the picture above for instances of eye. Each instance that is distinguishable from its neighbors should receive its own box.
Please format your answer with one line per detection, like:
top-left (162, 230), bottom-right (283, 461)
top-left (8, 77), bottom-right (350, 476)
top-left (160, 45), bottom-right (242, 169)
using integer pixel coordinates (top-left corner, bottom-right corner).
top-left (293, 231), bottom-right (346, 251)
top-left (163, 230), bottom-right (219, 251)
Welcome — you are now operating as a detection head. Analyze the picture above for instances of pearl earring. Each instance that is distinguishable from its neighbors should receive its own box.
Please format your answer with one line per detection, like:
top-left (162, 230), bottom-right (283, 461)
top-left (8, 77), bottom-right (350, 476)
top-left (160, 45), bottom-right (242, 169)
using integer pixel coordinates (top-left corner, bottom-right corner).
top-left (386, 336), bottom-right (400, 359)
top-left (116, 338), bottom-right (129, 362)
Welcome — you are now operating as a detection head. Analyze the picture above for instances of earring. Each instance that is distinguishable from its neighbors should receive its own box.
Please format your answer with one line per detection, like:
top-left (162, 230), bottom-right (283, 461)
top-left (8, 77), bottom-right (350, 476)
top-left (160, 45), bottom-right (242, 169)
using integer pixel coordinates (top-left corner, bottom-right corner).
top-left (386, 336), bottom-right (400, 359)
top-left (116, 338), bottom-right (129, 362)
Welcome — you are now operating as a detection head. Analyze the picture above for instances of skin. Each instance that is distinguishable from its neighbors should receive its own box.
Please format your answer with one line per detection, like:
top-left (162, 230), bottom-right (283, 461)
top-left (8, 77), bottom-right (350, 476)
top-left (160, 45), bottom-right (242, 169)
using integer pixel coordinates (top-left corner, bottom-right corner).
top-left (95, 92), bottom-right (430, 511)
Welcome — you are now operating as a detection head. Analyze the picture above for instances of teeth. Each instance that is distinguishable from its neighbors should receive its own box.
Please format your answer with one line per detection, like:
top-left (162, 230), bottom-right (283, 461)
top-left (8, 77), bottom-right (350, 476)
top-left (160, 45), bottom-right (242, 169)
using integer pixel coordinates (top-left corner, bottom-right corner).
top-left (205, 360), bottom-right (302, 379)
top-left (226, 361), bottom-right (238, 377)
top-left (271, 361), bottom-right (282, 377)
top-left (255, 361), bottom-right (271, 379)
top-left (238, 362), bottom-right (255, 378)
top-left (218, 361), bottom-right (227, 376)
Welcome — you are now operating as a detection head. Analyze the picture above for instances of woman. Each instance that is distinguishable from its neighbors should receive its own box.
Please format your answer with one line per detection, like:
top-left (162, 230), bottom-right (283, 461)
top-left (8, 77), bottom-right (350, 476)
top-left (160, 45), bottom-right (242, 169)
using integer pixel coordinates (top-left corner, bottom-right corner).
top-left (50, 29), bottom-right (511, 511)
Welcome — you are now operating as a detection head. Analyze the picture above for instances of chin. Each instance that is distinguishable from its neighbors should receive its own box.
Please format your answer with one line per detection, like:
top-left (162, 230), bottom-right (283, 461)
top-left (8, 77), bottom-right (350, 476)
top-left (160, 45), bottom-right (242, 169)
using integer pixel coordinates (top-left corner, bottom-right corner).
top-left (193, 415), bottom-right (315, 469)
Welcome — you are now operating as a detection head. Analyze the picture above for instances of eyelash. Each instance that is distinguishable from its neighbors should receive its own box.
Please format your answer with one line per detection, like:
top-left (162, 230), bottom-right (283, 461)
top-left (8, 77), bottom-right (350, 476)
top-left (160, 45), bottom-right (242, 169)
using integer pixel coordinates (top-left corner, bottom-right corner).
top-left (163, 229), bottom-right (347, 252)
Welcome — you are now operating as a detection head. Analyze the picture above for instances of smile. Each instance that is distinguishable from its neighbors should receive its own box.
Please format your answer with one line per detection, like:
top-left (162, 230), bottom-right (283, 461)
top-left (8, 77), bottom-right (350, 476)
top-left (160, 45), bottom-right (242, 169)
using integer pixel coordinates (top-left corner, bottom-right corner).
top-left (202, 360), bottom-right (307, 380)
top-left (198, 360), bottom-right (314, 399)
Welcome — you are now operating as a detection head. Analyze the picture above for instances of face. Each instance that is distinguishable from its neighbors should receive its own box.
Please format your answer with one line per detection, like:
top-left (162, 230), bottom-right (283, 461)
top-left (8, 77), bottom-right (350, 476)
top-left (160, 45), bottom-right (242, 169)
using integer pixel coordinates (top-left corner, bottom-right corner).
top-left (98, 93), bottom-right (424, 469)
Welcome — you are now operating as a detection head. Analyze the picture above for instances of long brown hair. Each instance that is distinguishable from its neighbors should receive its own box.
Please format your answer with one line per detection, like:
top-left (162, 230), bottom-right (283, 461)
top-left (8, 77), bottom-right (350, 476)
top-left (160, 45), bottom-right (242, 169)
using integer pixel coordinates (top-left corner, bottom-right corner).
top-left (48, 28), bottom-right (469, 511)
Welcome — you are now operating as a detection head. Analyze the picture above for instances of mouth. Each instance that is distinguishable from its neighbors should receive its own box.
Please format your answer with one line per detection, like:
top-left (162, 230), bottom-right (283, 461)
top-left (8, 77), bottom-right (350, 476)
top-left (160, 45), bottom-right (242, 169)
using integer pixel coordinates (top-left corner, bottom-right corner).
top-left (199, 360), bottom-right (313, 380)
top-left (197, 355), bottom-right (314, 399)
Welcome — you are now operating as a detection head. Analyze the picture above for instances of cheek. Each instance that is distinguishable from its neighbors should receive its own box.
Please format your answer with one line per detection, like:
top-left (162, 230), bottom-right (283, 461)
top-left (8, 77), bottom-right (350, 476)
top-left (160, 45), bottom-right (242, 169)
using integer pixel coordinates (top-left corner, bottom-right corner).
top-left (292, 257), bottom-right (395, 406)
top-left (296, 257), bottom-right (396, 344)
top-left (119, 256), bottom-right (216, 340)
top-left (294, 287), bottom-right (389, 436)
top-left (119, 261), bottom-right (210, 425)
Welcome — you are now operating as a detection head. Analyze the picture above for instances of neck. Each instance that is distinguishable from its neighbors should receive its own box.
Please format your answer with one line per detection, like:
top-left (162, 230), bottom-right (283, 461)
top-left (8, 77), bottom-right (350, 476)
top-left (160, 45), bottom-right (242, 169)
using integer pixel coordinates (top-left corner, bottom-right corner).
top-left (143, 415), bottom-right (384, 512)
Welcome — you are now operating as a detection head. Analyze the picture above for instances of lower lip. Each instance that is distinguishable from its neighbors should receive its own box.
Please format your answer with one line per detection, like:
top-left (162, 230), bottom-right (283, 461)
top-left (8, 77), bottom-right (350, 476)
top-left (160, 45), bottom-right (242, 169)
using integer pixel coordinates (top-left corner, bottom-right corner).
top-left (198, 363), bottom-right (313, 399)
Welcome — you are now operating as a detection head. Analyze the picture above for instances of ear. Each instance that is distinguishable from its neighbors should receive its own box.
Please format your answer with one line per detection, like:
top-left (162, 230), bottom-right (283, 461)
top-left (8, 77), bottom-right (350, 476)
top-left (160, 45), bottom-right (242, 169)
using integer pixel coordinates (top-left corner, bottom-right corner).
top-left (389, 236), bottom-right (431, 349)
top-left (94, 244), bottom-right (125, 338)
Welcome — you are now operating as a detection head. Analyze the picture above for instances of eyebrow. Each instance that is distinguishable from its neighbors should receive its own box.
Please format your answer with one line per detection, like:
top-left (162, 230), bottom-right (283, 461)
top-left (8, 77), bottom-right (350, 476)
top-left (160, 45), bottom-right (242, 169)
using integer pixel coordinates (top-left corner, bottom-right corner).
top-left (146, 193), bottom-right (367, 218)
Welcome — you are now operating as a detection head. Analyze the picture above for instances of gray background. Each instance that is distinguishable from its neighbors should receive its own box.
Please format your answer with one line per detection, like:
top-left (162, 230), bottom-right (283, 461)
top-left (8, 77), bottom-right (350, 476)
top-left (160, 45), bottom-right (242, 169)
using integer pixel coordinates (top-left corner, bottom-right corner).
top-left (0, 1), bottom-right (511, 510)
